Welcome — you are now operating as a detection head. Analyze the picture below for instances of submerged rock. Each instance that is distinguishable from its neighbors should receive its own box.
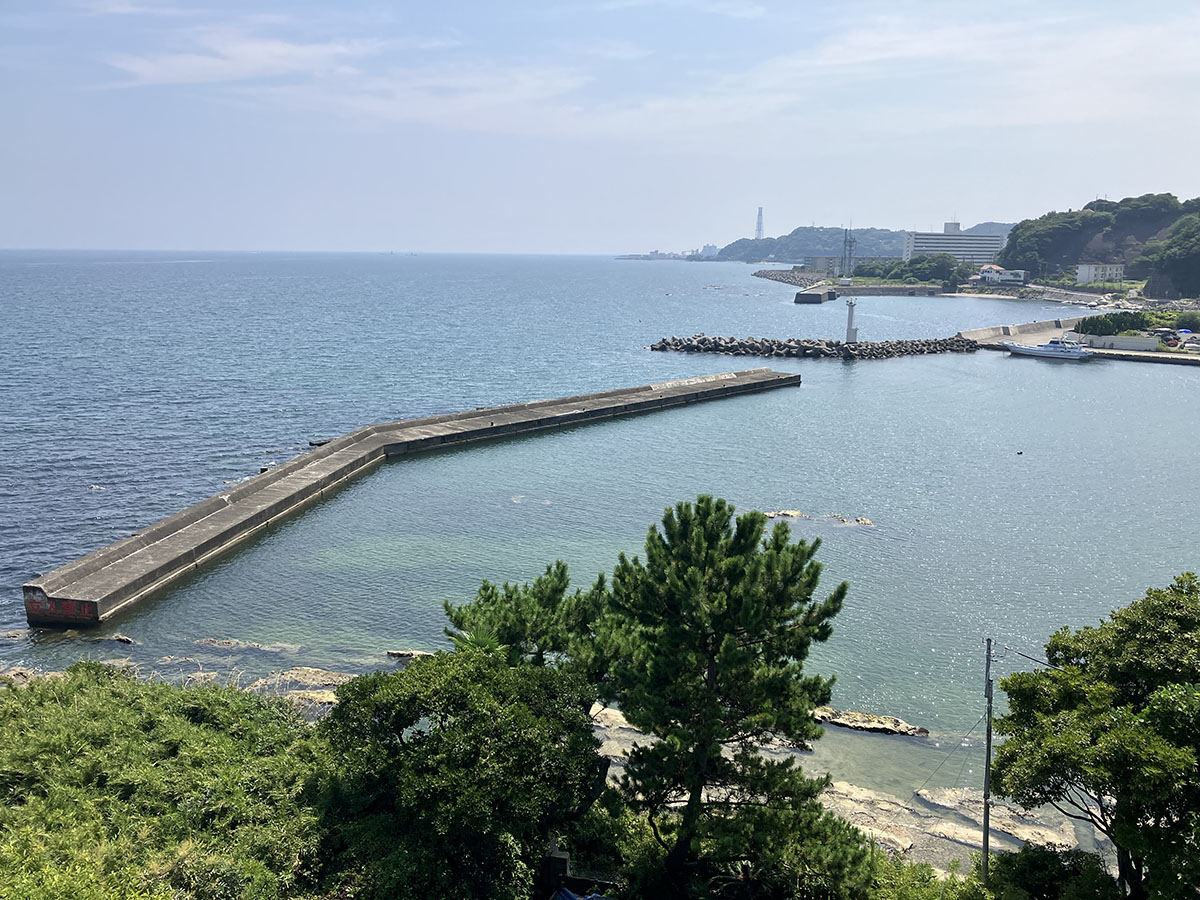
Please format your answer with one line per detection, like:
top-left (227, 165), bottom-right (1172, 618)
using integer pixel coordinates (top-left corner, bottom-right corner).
top-left (249, 666), bottom-right (354, 694)
top-left (813, 706), bottom-right (930, 736)
top-left (386, 649), bottom-right (434, 665)
top-left (0, 666), bottom-right (38, 686)
top-left (194, 637), bottom-right (302, 654)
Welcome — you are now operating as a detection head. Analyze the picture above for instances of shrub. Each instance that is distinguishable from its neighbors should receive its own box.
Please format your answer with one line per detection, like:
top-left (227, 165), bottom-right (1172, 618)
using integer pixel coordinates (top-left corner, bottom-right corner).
top-left (0, 663), bottom-right (323, 900)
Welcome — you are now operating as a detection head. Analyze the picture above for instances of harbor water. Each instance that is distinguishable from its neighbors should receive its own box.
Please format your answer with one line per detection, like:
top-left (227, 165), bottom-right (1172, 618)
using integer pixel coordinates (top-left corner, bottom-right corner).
top-left (2, 251), bottom-right (1195, 795)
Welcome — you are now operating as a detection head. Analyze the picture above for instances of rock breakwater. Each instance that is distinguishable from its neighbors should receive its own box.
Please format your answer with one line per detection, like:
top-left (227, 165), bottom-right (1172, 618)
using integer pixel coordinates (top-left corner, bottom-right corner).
top-left (752, 269), bottom-right (826, 289)
top-left (651, 334), bottom-right (978, 360)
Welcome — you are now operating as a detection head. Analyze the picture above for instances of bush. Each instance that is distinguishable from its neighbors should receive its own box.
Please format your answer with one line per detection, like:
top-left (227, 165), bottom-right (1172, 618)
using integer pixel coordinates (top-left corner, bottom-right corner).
top-left (1176, 310), bottom-right (1200, 331)
top-left (316, 650), bottom-right (602, 900)
top-left (0, 663), bottom-right (323, 900)
top-left (977, 844), bottom-right (1120, 900)
top-left (1074, 311), bottom-right (1151, 335)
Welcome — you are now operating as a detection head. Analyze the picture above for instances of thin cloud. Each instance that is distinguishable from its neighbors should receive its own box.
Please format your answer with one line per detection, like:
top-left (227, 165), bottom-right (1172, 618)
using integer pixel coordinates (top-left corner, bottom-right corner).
top-left (78, 0), bottom-right (199, 16)
top-left (106, 29), bottom-right (384, 85)
top-left (596, 0), bottom-right (766, 19)
top-left (94, 5), bottom-right (1200, 155)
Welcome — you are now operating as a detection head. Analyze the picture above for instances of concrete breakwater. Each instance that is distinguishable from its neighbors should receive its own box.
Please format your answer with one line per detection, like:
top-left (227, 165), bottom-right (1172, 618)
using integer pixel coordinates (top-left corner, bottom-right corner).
top-left (957, 316), bottom-right (1089, 347)
top-left (651, 334), bottom-right (978, 361)
top-left (24, 369), bottom-right (802, 627)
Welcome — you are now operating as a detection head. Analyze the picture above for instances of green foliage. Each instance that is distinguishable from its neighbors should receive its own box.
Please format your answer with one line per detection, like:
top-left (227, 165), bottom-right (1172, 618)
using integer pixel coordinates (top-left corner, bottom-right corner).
top-left (0, 662), bottom-right (322, 900)
top-left (1149, 214), bottom-right (1200, 298)
top-left (992, 574), bottom-right (1200, 900)
top-left (1175, 310), bottom-right (1200, 331)
top-left (998, 209), bottom-right (1114, 274)
top-left (717, 227), bottom-right (905, 263)
top-left (596, 496), bottom-right (868, 896)
top-left (1073, 309), bottom-right (1183, 335)
top-left (869, 853), bottom-right (976, 900)
top-left (317, 650), bottom-right (603, 900)
top-left (1074, 310), bottom-right (1152, 335)
top-left (445, 560), bottom-right (606, 676)
top-left (853, 254), bottom-right (975, 285)
top-left (1001, 193), bottom-right (1185, 275)
top-left (972, 844), bottom-right (1120, 900)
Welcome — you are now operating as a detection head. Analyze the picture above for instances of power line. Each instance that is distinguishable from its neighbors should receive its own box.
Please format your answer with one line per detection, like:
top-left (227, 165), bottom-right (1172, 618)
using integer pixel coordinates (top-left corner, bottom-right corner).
top-left (915, 711), bottom-right (985, 795)
top-left (1003, 645), bottom-right (1067, 672)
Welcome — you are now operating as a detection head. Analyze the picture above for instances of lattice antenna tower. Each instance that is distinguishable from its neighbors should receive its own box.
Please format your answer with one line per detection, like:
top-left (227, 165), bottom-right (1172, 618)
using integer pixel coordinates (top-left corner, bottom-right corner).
top-left (755, 207), bottom-right (764, 241)
top-left (841, 225), bottom-right (856, 277)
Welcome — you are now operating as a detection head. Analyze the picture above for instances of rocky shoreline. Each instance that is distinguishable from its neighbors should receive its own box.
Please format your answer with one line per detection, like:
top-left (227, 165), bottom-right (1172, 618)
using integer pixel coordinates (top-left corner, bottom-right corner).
top-left (2, 661), bottom-right (1106, 871)
top-left (651, 333), bottom-right (978, 360)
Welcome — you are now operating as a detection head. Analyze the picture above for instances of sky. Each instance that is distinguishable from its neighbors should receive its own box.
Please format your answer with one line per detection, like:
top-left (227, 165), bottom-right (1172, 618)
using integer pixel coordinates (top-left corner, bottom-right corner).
top-left (3, 0), bottom-right (1200, 253)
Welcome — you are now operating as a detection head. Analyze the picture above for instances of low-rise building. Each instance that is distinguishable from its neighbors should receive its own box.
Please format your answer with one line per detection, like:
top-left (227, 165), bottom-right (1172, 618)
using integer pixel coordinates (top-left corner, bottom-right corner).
top-left (978, 264), bottom-right (1027, 285)
top-left (1076, 263), bottom-right (1125, 284)
top-left (902, 222), bottom-right (1006, 265)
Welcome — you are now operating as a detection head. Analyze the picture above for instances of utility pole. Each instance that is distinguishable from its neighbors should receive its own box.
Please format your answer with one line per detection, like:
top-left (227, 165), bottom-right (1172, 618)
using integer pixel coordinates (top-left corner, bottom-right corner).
top-left (982, 637), bottom-right (994, 885)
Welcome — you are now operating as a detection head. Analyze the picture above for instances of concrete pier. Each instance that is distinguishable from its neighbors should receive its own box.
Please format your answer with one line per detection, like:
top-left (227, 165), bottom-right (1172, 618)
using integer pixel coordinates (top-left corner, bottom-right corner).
top-left (24, 369), bottom-right (802, 626)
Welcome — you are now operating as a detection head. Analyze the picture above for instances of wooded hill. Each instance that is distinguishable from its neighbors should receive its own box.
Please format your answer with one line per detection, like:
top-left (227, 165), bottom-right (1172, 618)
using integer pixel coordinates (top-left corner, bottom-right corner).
top-left (998, 192), bottom-right (1200, 296)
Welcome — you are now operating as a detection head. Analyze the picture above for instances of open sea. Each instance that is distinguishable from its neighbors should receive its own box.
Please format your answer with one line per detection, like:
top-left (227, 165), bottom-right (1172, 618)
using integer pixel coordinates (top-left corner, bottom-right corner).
top-left (2, 250), bottom-right (1196, 795)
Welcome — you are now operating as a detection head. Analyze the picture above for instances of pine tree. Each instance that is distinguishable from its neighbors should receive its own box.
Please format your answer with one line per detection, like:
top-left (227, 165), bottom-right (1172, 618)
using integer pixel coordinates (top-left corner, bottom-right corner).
top-left (598, 496), bottom-right (867, 896)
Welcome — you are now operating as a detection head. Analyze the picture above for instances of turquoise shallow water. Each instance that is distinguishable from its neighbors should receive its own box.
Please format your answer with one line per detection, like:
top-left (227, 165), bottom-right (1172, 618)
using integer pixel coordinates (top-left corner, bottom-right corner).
top-left (2, 251), bottom-right (1195, 793)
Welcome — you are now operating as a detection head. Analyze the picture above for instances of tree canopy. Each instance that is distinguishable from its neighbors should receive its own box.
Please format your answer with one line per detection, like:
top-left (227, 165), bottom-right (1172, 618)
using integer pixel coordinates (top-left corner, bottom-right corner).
top-left (992, 573), bottom-right (1200, 900)
top-left (447, 495), bottom-right (872, 898)
top-left (317, 650), bottom-right (603, 900)
top-left (853, 253), bottom-right (976, 286)
top-left (998, 192), bottom-right (1194, 277)
top-left (716, 226), bottom-right (905, 263)
top-left (1134, 214), bottom-right (1200, 298)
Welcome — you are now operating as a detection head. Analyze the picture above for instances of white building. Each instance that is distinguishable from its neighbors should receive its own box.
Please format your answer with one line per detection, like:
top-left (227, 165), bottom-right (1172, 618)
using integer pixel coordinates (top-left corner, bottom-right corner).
top-left (902, 222), bottom-right (1006, 265)
top-left (1076, 263), bottom-right (1125, 284)
top-left (978, 264), bottom-right (1027, 285)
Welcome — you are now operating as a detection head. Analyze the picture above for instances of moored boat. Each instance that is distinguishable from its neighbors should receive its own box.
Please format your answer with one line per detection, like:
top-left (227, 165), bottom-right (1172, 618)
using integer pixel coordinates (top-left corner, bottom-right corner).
top-left (1000, 337), bottom-right (1094, 360)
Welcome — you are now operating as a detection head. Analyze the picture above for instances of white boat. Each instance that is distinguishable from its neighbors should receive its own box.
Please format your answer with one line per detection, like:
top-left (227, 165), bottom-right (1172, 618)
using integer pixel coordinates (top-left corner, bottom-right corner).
top-left (1000, 337), bottom-right (1095, 360)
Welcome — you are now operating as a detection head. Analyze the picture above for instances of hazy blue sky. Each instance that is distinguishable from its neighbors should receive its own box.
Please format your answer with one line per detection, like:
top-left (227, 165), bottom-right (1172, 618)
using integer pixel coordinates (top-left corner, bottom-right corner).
top-left (4, 0), bottom-right (1199, 253)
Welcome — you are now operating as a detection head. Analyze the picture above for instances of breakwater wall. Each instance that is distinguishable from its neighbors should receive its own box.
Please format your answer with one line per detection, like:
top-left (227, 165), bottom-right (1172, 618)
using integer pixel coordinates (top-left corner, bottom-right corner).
top-left (844, 285), bottom-right (942, 296)
top-left (24, 369), bottom-right (802, 627)
top-left (651, 334), bottom-right (978, 360)
top-left (957, 316), bottom-right (1089, 346)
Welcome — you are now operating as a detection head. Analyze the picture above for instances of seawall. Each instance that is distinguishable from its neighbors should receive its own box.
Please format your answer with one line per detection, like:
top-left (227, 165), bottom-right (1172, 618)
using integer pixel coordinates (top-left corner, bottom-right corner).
top-left (23, 369), bottom-right (802, 627)
top-left (960, 316), bottom-right (1200, 365)
top-left (957, 316), bottom-right (1089, 346)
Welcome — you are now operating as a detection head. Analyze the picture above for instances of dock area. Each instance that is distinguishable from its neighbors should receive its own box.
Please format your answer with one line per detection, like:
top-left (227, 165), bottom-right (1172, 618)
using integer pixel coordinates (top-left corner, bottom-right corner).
top-left (23, 369), bottom-right (802, 626)
top-left (960, 317), bottom-right (1200, 366)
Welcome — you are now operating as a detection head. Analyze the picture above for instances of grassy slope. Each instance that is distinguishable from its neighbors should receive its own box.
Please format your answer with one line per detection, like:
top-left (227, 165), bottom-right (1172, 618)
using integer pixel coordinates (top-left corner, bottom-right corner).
top-left (0, 663), bottom-right (324, 900)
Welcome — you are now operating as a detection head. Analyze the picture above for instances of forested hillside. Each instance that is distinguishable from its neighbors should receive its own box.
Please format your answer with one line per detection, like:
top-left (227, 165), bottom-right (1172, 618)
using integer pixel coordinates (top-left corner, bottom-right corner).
top-left (998, 192), bottom-right (1200, 284)
top-left (717, 226), bottom-right (905, 263)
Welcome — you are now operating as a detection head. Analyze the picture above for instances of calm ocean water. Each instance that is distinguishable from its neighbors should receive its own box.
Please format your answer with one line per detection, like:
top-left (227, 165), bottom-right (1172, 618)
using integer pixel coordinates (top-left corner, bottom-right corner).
top-left (2, 250), bottom-right (1195, 793)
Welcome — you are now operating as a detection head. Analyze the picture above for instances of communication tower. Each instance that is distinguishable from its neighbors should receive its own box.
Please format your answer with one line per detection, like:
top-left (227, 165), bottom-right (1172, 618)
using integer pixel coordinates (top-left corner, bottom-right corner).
top-left (755, 207), bottom-right (764, 241)
top-left (841, 227), bottom-right (856, 278)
